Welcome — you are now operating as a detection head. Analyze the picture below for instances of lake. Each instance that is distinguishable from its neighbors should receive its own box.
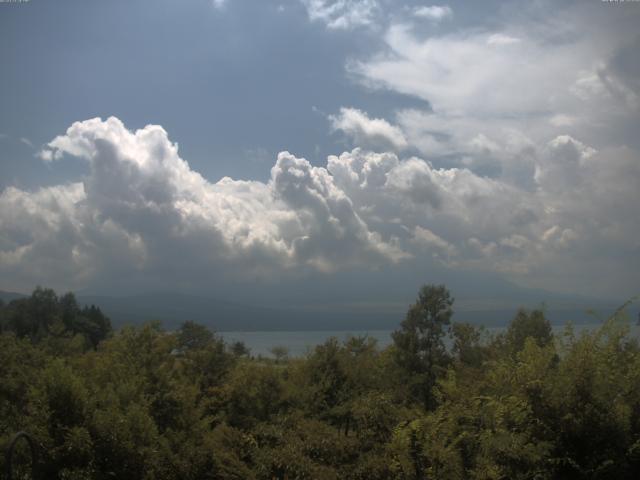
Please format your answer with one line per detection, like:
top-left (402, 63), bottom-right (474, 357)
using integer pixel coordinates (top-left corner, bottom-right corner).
top-left (220, 322), bottom-right (640, 358)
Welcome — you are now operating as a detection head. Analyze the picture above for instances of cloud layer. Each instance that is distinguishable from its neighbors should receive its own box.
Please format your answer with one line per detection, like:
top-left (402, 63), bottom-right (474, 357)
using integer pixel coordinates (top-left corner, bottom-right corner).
top-left (313, 1), bottom-right (640, 297)
top-left (1, 115), bottom-right (638, 297)
top-left (350, 3), bottom-right (640, 165)
top-left (1, 117), bottom-right (407, 292)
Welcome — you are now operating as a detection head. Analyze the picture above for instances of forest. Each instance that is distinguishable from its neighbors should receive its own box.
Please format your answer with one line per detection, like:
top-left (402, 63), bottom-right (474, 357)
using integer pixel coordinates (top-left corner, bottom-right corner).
top-left (1, 285), bottom-right (639, 479)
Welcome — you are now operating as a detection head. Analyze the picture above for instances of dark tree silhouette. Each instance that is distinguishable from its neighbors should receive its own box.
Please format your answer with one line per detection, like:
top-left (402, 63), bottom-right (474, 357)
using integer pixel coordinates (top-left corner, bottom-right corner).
top-left (392, 284), bottom-right (453, 409)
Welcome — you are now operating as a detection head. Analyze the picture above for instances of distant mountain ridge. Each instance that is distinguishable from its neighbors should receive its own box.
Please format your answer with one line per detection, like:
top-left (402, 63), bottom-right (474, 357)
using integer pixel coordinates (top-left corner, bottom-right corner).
top-left (0, 290), bottom-right (26, 303)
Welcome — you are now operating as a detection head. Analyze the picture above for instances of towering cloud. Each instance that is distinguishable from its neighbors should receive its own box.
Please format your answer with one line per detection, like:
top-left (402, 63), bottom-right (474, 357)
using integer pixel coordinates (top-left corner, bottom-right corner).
top-left (1, 117), bottom-right (408, 292)
top-left (2, 115), bottom-right (638, 297)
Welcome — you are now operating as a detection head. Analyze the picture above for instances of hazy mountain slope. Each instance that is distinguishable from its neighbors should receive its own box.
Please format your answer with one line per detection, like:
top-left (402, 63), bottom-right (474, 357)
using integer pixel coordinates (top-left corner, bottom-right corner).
top-left (0, 290), bottom-right (26, 303)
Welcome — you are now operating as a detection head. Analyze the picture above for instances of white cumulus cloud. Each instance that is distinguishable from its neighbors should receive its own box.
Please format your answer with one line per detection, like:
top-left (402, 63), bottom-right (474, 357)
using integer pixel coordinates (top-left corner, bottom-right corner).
top-left (413, 5), bottom-right (452, 22)
top-left (329, 107), bottom-right (408, 151)
top-left (301, 0), bottom-right (379, 30)
top-left (4, 117), bottom-right (405, 291)
top-left (3, 116), bottom-right (640, 298)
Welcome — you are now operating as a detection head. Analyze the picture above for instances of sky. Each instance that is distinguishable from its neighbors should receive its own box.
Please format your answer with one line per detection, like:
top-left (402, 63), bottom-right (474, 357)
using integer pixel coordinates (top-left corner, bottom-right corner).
top-left (1, 0), bottom-right (639, 315)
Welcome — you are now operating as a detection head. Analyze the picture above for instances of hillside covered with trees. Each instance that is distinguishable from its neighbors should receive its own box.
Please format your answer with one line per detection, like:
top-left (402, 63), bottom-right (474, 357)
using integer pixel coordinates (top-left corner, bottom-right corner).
top-left (1, 285), bottom-right (639, 479)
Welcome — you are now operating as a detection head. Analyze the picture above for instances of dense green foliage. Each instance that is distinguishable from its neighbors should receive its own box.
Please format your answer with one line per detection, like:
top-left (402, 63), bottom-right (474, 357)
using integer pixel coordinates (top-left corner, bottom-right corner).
top-left (1, 286), bottom-right (639, 479)
top-left (0, 287), bottom-right (111, 349)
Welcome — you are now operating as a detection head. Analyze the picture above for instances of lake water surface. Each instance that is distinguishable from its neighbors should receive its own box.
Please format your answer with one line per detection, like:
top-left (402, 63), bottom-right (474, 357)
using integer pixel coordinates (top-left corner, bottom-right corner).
top-left (221, 322), bottom-right (640, 358)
